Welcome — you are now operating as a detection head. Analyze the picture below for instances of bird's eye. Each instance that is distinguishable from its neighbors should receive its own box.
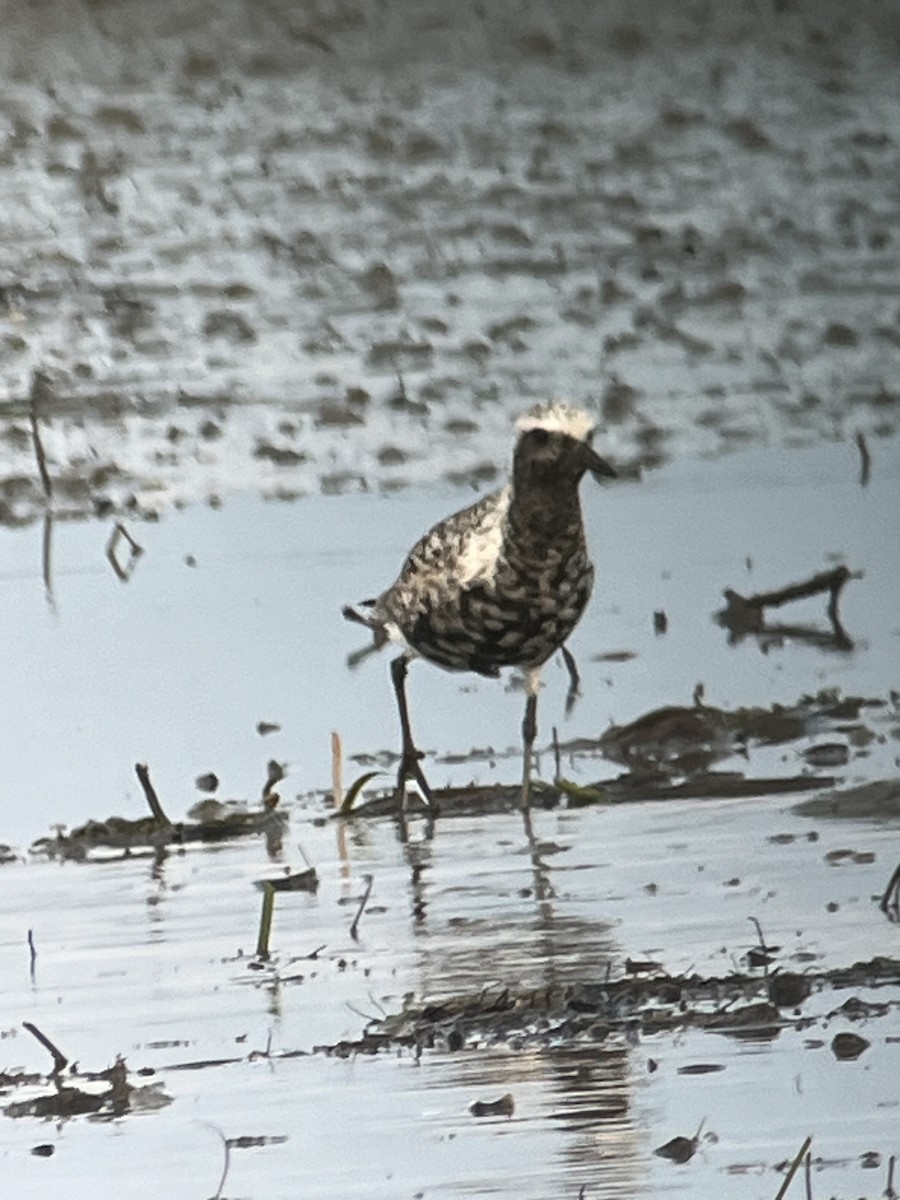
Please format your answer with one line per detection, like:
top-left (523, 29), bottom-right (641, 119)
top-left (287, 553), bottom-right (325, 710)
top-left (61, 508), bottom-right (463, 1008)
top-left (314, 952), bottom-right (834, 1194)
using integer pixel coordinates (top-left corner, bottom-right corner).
top-left (531, 428), bottom-right (550, 446)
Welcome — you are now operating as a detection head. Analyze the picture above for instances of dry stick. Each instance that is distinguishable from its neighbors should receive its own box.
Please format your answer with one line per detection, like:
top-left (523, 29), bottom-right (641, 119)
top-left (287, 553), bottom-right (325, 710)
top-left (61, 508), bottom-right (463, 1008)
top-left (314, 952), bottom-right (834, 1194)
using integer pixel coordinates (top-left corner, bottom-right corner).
top-left (256, 884), bottom-right (275, 960)
top-left (23, 1021), bottom-right (68, 1075)
top-left (804, 1147), bottom-right (813, 1200)
top-left (773, 1136), bottom-right (812, 1200)
top-left (350, 874), bottom-right (374, 941)
top-left (27, 929), bottom-right (37, 987)
top-left (331, 731), bottom-right (343, 808)
top-left (134, 763), bottom-right (173, 828)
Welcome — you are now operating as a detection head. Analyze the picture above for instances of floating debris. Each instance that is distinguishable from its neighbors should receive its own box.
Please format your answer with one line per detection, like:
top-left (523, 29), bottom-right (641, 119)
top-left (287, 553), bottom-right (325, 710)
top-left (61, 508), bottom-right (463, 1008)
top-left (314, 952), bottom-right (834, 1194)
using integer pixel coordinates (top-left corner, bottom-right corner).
top-left (654, 1120), bottom-right (705, 1164)
top-left (469, 1093), bottom-right (515, 1118)
top-left (31, 762), bottom-right (287, 861)
top-left (717, 564), bottom-right (860, 650)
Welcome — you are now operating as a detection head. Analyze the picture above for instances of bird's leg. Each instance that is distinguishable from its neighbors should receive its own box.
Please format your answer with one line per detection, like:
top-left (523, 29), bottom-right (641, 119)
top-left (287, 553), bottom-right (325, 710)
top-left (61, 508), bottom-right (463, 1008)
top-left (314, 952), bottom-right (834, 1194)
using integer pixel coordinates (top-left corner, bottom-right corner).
top-left (561, 645), bottom-right (581, 716)
top-left (390, 655), bottom-right (434, 810)
top-left (520, 669), bottom-right (541, 809)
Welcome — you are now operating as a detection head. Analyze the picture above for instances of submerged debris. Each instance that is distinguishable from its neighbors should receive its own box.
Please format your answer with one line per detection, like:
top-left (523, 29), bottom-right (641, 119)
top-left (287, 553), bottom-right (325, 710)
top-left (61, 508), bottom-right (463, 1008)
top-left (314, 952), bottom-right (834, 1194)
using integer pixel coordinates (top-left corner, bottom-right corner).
top-left (469, 1093), bottom-right (515, 1118)
top-left (3, 1040), bottom-right (170, 1122)
top-left (314, 956), bottom-right (900, 1060)
top-left (716, 564), bottom-right (859, 650)
top-left (341, 687), bottom-right (889, 818)
top-left (30, 761), bottom-right (287, 861)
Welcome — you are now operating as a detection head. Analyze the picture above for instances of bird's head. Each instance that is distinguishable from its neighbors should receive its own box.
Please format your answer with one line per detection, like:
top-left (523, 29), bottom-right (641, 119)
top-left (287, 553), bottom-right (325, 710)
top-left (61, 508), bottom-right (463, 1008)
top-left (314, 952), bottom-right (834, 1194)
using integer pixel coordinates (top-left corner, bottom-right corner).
top-left (513, 403), bottom-right (616, 488)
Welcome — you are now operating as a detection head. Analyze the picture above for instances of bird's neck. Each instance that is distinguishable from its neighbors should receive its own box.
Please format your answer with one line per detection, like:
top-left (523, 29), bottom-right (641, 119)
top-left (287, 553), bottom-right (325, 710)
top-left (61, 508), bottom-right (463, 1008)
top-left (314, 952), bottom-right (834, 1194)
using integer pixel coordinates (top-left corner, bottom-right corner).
top-left (507, 479), bottom-right (585, 549)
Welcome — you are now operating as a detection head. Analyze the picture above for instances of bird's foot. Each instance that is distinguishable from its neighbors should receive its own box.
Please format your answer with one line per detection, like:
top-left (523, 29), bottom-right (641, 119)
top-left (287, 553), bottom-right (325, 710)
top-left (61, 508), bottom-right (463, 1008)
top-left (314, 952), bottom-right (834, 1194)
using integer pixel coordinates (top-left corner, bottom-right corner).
top-left (394, 745), bottom-right (436, 812)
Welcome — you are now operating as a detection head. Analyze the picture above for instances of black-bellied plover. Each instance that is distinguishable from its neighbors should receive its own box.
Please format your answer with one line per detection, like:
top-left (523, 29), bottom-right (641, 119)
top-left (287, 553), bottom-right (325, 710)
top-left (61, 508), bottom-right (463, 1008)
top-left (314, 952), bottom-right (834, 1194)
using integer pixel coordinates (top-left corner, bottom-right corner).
top-left (343, 402), bottom-right (616, 809)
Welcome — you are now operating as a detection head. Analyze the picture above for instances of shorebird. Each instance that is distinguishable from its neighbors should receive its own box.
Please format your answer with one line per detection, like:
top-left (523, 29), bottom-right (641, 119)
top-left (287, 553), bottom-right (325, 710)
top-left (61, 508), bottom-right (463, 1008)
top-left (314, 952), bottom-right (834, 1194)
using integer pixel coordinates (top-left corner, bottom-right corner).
top-left (343, 402), bottom-right (616, 809)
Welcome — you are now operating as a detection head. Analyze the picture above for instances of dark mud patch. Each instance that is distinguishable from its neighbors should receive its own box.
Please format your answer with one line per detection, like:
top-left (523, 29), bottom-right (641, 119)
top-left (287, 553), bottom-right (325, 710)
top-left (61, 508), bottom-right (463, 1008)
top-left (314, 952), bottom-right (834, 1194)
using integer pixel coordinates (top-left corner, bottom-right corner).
top-left (2, 2), bottom-right (900, 523)
top-left (27, 759), bottom-right (288, 860)
top-left (342, 771), bottom-right (833, 822)
top-left (3, 1049), bottom-right (171, 1122)
top-left (29, 805), bottom-right (286, 861)
top-left (11, 748), bottom-right (296, 863)
top-left (341, 688), bottom-right (895, 818)
top-left (794, 779), bottom-right (900, 822)
top-left (315, 955), bottom-right (900, 1060)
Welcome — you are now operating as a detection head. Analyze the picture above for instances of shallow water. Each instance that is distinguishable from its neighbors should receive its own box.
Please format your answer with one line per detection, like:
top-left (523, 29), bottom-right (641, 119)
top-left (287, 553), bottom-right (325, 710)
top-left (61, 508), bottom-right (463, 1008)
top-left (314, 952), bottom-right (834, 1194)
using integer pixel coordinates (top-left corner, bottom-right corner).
top-left (2, 795), bottom-right (897, 1198)
top-left (1, 435), bottom-right (899, 1199)
top-left (1, 435), bottom-right (897, 848)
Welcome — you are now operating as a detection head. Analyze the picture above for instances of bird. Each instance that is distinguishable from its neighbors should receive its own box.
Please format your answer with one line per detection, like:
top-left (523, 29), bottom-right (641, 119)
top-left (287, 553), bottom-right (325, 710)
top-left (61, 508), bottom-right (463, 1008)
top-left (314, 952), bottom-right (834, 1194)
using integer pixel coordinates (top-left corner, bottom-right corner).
top-left (343, 401), bottom-right (616, 810)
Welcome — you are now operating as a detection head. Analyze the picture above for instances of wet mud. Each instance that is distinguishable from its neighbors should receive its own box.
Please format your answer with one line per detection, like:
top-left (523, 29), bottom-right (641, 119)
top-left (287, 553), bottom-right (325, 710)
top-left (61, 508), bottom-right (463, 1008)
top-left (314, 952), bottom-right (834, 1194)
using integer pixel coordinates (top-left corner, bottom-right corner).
top-left (344, 685), bottom-right (898, 817)
top-left (317, 955), bottom-right (900, 1059)
top-left (2, 1), bottom-right (900, 523)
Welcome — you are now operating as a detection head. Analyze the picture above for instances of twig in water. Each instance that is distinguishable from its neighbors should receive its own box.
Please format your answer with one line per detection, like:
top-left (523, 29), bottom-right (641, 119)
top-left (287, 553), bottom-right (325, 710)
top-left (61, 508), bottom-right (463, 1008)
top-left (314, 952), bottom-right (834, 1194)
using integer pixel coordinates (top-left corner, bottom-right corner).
top-left (804, 1145), bottom-right (812, 1200)
top-left (394, 367), bottom-right (408, 406)
top-left (331, 731), bottom-right (343, 808)
top-left (202, 1123), bottom-right (231, 1200)
top-left (718, 566), bottom-right (859, 648)
top-left (27, 929), bottom-right (36, 986)
top-left (106, 522), bottom-right (144, 582)
top-left (340, 770), bottom-right (381, 815)
top-left (880, 861), bottom-right (900, 916)
top-left (345, 1000), bottom-right (380, 1023)
top-left (262, 759), bottom-right (285, 802)
top-left (552, 726), bottom-right (561, 783)
top-left (749, 916), bottom-right (770, 972)
top-left (29, 372), bottom-right (54, 501)
top-left (134, 763), bottom-right (173, 828)
top-left (23, 1021), bottom-right (68, 1075)
top-left (349, 873), bottom-right (374, 941)
top-left (561, 645), bottom-right (581, 714)
top-left (256, 884), bottom-right (276, 960)
top-left (41, 512), bottom-right (56, 610)
top-left (773, 1135), bottom-right (812, 1200)
top-left (855, 431), bottom-right (871, 486)
top-left (886, 1153), bottom-right (897, 1200)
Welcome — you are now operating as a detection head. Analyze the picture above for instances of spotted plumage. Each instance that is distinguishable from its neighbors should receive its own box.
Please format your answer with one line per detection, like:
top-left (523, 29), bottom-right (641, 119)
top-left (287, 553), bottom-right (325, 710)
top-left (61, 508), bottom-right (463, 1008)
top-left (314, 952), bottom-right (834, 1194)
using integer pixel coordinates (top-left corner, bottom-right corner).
top-left (344, 401), bottom-right (616, 810)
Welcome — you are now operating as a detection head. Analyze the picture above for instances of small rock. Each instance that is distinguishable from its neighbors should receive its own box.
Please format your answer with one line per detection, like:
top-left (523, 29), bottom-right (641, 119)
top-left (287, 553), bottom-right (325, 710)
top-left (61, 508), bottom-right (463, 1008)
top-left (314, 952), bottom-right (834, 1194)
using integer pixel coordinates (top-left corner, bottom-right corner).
top-left (831, 1031), bottom-right (870, 1060)
top-left (803, 742), bottom-right (850, 768)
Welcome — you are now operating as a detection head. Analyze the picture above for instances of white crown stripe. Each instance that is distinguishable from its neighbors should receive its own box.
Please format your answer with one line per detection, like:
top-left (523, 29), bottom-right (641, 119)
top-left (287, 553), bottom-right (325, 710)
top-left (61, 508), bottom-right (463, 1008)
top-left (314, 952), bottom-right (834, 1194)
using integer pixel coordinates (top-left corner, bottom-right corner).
top-left (515, 403), bottom-right (596, 443)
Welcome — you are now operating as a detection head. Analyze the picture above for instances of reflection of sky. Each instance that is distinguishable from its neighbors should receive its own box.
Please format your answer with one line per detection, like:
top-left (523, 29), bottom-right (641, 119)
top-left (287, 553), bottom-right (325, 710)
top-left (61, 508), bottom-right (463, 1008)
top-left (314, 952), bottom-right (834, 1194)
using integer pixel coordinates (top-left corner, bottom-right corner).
top-left (0, 438), bottom-right (897, 1200)
top-left (1, 436), bottom-right (898, 847)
